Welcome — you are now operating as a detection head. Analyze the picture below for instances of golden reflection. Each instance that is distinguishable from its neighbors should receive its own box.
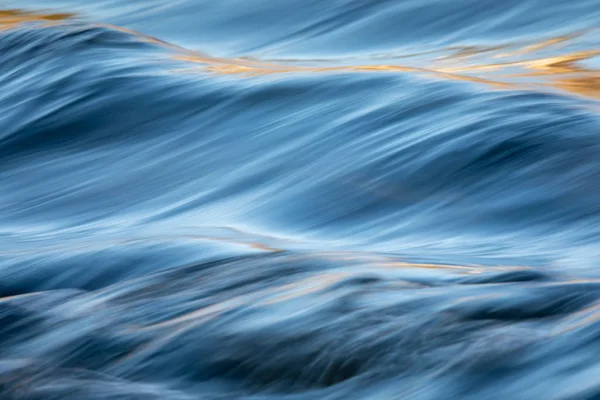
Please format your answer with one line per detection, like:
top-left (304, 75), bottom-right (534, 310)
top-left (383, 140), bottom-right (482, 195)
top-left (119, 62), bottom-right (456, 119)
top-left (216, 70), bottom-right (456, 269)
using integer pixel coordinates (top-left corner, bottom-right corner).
top-left (174, 54), bottom-right (515, 92)
top-left (552, 76), bottom-right (600, 98)
top-left (1, 7), bottom-right (599, 100)
top-left (175, 29), bottom-right (600, 100)
top-left (0, 9), bottom-right (75, 29)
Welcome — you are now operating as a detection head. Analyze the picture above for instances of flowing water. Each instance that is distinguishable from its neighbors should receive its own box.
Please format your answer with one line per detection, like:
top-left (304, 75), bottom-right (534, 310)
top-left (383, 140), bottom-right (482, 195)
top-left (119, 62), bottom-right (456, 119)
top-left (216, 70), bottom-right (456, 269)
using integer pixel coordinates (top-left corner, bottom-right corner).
top-left (1, 1), bottom-right (600, 399)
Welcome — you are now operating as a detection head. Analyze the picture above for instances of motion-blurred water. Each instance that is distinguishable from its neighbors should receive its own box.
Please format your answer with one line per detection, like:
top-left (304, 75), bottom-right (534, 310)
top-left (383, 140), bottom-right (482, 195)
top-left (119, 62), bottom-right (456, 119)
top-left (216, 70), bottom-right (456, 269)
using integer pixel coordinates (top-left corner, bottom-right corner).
top-left (1, 1), bottom-right (600, 399)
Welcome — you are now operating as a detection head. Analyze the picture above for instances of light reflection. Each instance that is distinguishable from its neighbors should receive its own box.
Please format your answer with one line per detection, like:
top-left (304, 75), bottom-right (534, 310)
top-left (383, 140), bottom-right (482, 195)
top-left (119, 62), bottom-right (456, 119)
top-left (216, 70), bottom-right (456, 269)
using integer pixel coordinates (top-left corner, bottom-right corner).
top-left (1, 8), bottom-right (599, 100)
top-left (175, 29), bottom-right (600, 100)
top-left (0, 9), bottom-right (74, 29)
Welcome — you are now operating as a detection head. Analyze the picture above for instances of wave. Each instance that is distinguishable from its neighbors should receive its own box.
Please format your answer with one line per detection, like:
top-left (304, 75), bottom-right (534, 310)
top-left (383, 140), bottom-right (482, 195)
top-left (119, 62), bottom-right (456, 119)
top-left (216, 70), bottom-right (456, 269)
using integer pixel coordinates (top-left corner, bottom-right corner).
top-left (1, 21), bottom-right (599, 261)
top-left (1, 3), bottom-right (600, 399)
top-left (3, 252), bottom-right (600, 399)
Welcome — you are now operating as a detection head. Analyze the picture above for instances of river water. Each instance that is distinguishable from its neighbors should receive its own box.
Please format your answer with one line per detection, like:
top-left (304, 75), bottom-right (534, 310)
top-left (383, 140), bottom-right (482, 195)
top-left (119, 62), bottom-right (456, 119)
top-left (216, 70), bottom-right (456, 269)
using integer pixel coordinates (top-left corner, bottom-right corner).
top-left (1, 2), bottom-right (600, 399)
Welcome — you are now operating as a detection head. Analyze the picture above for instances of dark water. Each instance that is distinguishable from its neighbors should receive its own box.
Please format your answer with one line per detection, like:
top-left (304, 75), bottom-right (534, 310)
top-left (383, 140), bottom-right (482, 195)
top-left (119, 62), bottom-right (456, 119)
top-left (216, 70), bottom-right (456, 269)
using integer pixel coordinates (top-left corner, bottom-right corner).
top-left (1, 1), bottom-right (600, 398)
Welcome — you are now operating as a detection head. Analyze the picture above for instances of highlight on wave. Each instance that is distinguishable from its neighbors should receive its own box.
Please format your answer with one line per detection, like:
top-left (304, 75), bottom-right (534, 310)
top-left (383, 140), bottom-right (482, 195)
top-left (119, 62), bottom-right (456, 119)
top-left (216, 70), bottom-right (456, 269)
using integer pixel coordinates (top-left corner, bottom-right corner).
top-left (0, 8), bottom-right (75, 29)
top-left (1, 7), bottom-right (599, 100)
top-left (174, 29), bottom-right (600, 100)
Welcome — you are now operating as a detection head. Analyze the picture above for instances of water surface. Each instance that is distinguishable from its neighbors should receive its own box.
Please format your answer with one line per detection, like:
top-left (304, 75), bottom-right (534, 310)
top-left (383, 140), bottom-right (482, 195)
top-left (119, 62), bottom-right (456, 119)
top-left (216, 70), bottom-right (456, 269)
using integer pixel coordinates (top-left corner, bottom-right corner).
top-left (1, 2), bottom-right (600, 399)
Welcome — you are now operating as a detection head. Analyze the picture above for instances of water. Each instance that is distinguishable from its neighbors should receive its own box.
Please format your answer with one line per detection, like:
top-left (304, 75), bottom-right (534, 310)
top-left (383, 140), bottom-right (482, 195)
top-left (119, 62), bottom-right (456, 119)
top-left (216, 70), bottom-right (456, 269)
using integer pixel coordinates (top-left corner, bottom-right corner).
top-left (1, 2), bottom-right (600, 398)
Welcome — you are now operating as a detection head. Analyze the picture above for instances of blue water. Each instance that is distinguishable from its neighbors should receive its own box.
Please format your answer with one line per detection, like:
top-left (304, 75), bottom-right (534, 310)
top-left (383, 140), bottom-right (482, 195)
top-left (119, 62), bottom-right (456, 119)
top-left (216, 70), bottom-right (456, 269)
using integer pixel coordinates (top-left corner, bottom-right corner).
top-left (1, 2), bottom-right (600, 398)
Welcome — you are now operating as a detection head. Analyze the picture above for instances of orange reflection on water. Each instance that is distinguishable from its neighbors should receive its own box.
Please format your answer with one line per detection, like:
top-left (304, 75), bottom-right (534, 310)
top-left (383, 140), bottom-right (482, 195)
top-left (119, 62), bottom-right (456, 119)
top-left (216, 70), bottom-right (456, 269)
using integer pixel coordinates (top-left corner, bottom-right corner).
top-left (551, 76), bottom-right (600, 98)
top-left (1, 8), bottom-right (599, 100)
top-left (0, 9), bottom-right (74, 29)
top-left (176, 29), bottom-right (600, 100)
top-left (175, 54), bottom-right (513, 90)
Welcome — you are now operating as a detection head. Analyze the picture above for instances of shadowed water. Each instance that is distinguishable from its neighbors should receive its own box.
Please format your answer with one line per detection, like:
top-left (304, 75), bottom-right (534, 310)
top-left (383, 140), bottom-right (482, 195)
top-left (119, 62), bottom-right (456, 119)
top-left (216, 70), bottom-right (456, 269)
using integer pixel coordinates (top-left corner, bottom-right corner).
top-left (1, 2), bottom-right (600, 399)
